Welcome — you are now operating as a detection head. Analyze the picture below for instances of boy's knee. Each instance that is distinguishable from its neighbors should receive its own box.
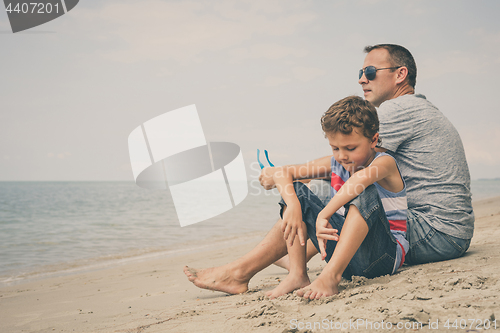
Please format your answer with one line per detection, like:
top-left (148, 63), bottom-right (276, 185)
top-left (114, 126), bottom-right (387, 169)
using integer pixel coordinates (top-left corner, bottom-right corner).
top-left (292, 181), bottom-right (308, 192)
top-left (348, 184), bottom-right (380, 209)
top-left (291, 181), bottom-right (313, 200)
top-left (357, 183), bottom-right (379, 198)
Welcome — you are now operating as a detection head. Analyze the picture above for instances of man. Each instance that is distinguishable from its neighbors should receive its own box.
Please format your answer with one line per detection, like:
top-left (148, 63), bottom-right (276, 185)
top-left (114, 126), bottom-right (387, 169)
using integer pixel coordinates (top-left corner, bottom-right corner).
top-left (359, 44), bottom-right (474, 264)
top-left (183, 44), bottom-right (474, 296)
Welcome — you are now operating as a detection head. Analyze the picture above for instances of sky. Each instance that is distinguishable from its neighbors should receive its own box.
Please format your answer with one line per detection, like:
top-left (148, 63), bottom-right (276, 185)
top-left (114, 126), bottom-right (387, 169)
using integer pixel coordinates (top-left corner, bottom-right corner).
top-left (1, 0), bottom-right (500, 181)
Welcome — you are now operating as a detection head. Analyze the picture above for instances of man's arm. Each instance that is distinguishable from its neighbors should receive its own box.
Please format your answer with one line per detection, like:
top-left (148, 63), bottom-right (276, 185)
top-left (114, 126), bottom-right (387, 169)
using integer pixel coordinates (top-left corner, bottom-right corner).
top-left (376, 99), bottom-right (414, 153)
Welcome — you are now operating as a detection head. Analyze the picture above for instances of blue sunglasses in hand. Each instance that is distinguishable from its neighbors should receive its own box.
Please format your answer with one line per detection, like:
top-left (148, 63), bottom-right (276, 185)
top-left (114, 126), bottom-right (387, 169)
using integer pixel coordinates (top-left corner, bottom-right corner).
top-left (257, 149), bottom-right (274, 169)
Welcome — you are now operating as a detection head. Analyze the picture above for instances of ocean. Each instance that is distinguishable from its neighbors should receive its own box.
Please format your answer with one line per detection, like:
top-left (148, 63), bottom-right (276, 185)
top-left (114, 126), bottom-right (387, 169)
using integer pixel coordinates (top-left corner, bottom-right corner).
top-left (1, 179), bottom-right (499, 285)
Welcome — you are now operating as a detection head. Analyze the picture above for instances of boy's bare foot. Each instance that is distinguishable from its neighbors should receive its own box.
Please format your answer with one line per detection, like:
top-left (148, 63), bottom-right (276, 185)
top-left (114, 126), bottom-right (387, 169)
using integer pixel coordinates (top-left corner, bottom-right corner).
top-left (296, 273), bottom-right (341, 299)
top-left (265, 274), bottom-right (310, 299)
top-left (273, 255), bottom-right (290, 271)
top-left (183, 265), bottom-right (249, 295)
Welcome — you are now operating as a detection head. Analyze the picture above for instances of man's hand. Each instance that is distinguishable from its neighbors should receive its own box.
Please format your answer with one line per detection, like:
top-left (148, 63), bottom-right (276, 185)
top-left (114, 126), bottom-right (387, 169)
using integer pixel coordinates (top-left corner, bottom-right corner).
top-left (316, 216), bottom-right (339, 260)
top-left (281, 205), bottom-right (305, 247)
top-left (259, 167), bottom-right (277, 190)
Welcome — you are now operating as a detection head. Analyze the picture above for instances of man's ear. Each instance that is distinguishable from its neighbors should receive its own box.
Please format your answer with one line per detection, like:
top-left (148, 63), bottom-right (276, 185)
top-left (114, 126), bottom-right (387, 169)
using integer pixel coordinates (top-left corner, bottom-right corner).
top-left (395, 66), bottom-right (408, 85)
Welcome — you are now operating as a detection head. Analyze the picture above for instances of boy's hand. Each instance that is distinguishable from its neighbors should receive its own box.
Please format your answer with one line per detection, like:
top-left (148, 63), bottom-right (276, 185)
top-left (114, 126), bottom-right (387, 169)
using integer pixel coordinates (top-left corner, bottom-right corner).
top-left (281, 205), bottom-right (305, 247)
top-left (316, 217), bottom-right (339, 260)
top-left (259, 167), bottom-right (277, 190)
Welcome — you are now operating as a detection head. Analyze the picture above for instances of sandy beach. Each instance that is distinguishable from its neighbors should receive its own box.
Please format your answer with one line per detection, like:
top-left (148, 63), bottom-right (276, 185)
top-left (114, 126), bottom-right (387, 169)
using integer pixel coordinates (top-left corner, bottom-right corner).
top-left (1, 196), bottom-right (499, 333)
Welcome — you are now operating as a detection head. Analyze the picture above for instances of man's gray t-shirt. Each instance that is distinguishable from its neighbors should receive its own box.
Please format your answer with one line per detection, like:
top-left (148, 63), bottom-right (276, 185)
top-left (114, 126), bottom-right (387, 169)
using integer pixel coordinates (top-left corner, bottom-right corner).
top-left (378, 94), bottom-right (474, 239)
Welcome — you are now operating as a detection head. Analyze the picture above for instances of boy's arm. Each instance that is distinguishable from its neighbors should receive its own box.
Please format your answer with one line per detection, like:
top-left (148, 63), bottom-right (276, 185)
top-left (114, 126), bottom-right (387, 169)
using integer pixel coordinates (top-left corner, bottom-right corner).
top-left (265, 156), bottom-right (332, 247)
top-left (316, 155), bottom-right (397, 259)
top-left (272, 169), bottom-right (304, 246)
top-left (259, 155), bottom-right (332, 190)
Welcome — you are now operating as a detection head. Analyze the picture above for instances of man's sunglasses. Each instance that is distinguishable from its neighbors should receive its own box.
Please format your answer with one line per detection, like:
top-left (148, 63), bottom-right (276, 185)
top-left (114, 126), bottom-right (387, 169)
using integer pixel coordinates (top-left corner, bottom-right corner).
top-left (358, 66), bottom-right (401, 81)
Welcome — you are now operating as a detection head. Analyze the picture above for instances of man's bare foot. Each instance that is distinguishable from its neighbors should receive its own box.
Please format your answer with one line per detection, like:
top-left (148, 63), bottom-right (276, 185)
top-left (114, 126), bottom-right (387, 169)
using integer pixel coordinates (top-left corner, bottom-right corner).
top-left (183, 265), bottom-right (249, 295)
top-left (265, 274), bottom-right (310, 299)
top-left (273, 255), bottom-right (290, 271)
top-left (296, 273), bottom-right (341, 299)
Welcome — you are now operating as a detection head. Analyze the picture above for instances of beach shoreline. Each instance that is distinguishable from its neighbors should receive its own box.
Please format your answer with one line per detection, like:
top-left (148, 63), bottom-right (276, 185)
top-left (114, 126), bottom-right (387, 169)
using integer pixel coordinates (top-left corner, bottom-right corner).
top-left (1, 196), bottom-right (499, 333)
top-left (0, 230), bottom-right (269, 288)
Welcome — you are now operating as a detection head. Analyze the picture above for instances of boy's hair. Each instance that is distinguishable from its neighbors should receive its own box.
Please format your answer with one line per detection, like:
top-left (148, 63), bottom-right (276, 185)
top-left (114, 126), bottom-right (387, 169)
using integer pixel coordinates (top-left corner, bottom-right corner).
top-left (364, 44), bottom-right (417, 88)
top-left (321, 96), bottom-right (381, 145)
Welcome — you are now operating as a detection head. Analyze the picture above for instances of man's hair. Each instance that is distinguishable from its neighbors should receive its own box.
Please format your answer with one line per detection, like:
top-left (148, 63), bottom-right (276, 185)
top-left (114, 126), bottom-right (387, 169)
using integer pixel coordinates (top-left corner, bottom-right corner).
top-left (321, 96), bottom-right (381, 145)
top-left (364, 44), bottom-right (417, 88)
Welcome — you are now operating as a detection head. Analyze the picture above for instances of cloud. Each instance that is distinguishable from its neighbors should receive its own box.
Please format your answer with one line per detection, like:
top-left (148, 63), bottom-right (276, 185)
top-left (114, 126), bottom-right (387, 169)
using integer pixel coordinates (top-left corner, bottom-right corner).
top-left (47, 152), bottom-right (72, 159)
top-left (292, 66), bottom-right (325, 82)
top-left (419, 51), bottom-right (486, 79)
top-left (256, 65), bottom-right (324, 87)
top-left (462, 125), bottom-right (500, 167)
top-left (229, 43), bottom-right (308, 62)
top-left (260, 76), bottom-right (291, 87)
top-left (156, 67), bottom-right (172, 77)
top-left (72, 0), bottom-right (316, 64)
top-left (469, 28), bottom-right (500, 46)
top-left (468, 28), bottom-right (500, 63)
top-left (419, 27), bottom-right (500, 80)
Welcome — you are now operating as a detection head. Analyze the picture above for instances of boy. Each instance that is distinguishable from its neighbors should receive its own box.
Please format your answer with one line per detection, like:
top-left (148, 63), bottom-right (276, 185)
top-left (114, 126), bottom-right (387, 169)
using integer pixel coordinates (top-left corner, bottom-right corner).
top-left (264, 95), bottom-right (408, 299)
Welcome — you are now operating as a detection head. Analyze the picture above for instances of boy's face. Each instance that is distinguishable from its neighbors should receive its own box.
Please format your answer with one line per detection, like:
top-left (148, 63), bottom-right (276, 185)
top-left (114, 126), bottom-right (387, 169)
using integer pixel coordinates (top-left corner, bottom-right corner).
top-left (327, 129), bottom-right (378, 174)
